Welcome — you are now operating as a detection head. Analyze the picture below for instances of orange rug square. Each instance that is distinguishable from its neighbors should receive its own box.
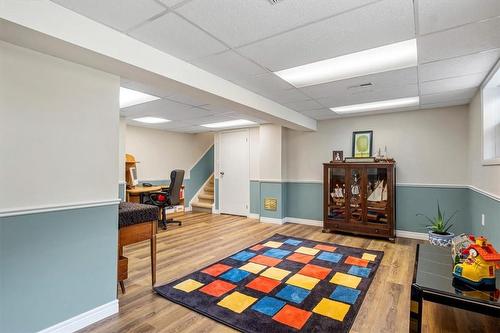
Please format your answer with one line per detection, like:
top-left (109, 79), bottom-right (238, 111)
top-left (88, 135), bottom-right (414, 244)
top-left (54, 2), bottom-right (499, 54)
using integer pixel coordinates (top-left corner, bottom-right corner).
top-left (298, 264), bottom-right (332, 280)
top-left (314, 244), bottom-right (337, 252)
top-left (199, 280), bottom-right (236, 297)
top-left (344, 256), bottom-right (369, 267)
top-left (286, 252), bottom-right (314, 264)
top-left (250, 255), bottom-right (282, 267)
top-left (246, 276), bottom-right (281, 293)
top-left (250, 244), bottom-right (265, 251)
top-left (202, 263), bottom-right (232, 277)
top-left (272, 304), bottom-right (312, 330)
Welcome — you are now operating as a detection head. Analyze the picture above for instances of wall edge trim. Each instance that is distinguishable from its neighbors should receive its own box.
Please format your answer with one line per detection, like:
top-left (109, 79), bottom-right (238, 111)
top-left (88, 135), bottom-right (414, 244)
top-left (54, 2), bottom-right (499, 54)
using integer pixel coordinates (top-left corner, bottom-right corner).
top-left (469, 185), bottom-right (500, 202)
top-left (247, 213), bottom-right (260, 220)
top-left (395, 230), bottom-right (428, 240)
top-left (285, 217), bottom-right (322, 227)
top-left (396, 183), bottom-right (469, 188)
top-left (260, 217), bottom-right (285, 225)
top-left (0, 199), bottom-right (121, 217)
top-left (38, 299), bottom-right (119, 333)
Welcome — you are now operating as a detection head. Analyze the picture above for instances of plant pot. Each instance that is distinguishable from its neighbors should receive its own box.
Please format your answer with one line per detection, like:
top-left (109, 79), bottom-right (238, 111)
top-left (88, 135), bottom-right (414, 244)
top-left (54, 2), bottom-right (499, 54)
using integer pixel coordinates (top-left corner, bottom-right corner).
top-left (428, 231), bottom-right (455, 247)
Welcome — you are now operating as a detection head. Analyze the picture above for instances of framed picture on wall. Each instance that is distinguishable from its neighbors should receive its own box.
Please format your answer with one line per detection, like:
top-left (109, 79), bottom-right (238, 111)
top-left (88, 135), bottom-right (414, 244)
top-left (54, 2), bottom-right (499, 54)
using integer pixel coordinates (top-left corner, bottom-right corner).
top-left (352, 131), bottom-right (373, 158)
top-left (332, 150), bottom-right (343, 162)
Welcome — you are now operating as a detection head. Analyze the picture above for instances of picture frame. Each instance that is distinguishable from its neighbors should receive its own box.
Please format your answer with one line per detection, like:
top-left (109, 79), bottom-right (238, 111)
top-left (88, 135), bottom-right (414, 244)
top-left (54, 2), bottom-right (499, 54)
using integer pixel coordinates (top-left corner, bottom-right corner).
top-left (352, 131), bottom-right (373, 158)
top-left (332, 150), bottom-right (343, 162)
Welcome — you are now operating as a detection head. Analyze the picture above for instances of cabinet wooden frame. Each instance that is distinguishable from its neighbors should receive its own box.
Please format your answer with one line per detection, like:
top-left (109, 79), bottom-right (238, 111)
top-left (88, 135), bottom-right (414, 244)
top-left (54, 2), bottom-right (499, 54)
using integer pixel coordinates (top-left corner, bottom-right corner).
top-left (323, 161), bottom-right (396, 241)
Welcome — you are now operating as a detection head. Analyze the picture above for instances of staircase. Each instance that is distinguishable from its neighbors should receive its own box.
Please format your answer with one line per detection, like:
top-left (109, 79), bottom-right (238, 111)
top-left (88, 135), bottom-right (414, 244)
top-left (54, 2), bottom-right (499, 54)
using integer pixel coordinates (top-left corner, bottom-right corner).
top-left (191, 175), bottom-right (215, 213)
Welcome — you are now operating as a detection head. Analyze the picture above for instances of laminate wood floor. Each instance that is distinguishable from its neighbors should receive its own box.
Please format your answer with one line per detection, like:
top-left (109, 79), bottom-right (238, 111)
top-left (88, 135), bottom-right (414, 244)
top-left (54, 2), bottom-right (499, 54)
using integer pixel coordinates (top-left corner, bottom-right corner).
top-left (78, 213), bottom-right (491, 333)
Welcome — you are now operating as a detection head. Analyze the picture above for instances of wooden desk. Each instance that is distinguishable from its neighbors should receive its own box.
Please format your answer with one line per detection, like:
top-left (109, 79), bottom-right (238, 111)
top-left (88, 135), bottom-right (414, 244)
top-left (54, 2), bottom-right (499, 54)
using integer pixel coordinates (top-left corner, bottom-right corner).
top-left (126, 185), bottom-right (164, 203)
top-left (118, 203), bottom-right (159, 294)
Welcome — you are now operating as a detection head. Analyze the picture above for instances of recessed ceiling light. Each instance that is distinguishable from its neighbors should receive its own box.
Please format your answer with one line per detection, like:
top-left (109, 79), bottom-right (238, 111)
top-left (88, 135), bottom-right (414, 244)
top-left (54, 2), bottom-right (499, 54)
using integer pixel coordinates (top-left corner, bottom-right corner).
top-left (201, 119), bottom-right (256, 128)
top-left (330, 97), bottom-right (420, 114)
top-left (120, 87), bottom-right (160, 108)
top-left (133, 117), bottom-right (170, 124)
top-left (274, 39), bottom-right (417, 88)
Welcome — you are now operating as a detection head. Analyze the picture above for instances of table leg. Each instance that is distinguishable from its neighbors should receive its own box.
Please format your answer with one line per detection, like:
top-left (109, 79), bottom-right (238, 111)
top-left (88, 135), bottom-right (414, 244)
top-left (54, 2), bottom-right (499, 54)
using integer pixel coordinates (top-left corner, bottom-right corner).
top-left (151, 221), bottom-right (157, 287)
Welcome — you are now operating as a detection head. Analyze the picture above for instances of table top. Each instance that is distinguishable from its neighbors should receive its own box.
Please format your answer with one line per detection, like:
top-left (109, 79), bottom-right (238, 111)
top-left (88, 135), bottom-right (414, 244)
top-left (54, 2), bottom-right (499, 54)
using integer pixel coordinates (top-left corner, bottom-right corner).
top-left (413, 244), bottom-right (499, 308)
top-left (126, 185), bottom-right (164, 194)
top-left (118, 202), bottom-right (158, 228)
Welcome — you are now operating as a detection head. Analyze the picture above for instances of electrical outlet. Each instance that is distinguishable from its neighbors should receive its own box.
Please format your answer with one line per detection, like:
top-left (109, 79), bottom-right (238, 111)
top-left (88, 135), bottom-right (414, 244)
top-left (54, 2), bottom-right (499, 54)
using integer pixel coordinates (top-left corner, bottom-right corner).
top-left (481, 214), bottom-right (485, 226)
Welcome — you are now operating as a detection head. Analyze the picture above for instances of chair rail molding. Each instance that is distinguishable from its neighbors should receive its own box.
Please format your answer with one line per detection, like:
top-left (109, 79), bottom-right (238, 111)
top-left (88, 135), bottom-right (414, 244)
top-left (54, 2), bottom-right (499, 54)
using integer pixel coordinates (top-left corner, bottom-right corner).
top-left (0, 199), bottom-right (121, 217)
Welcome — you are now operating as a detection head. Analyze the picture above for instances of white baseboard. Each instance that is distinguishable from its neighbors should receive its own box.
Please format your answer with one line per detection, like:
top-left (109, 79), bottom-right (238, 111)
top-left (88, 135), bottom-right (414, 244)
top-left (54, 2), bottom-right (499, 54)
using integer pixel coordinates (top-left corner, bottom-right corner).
top-left (247, 213), bottom-right (260, 220)
top-left (284, 217), bottom-right (323, 227)
top-left (212, 208), bottom-right (220, 214)
top-left (38, 300), bottom-right (118, 333)
top-left (260, 217), bottom-right (284, 225)
top-left (184, 206), bottom-right (192, 212)
top-left (396, 230), bottom-right (428, 240)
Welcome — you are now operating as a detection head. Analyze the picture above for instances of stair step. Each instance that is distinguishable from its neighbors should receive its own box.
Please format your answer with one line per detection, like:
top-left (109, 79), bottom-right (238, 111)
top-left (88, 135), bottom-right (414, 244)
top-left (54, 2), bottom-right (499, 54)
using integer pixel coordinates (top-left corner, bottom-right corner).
top-left (199, 193), bottom-right (214, 200)
top-left (204, 187), bottom-right (214, 193)
top-left (192, 201), bottom-right (213, 209)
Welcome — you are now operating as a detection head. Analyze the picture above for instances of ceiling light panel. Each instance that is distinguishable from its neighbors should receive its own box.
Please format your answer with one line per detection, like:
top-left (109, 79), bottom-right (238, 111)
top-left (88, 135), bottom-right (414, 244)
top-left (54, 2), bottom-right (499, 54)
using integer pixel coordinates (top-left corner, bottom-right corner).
top-left (120, 87), bottom-right (160, 108)
top-left (201, 119), bottom-right (256, 128)
top-left (133, 117), bottom-right (171, 124)
top-left (330, 97), bottom-right (420, 114)
top-left (275, 39), bottom-right (417, 88)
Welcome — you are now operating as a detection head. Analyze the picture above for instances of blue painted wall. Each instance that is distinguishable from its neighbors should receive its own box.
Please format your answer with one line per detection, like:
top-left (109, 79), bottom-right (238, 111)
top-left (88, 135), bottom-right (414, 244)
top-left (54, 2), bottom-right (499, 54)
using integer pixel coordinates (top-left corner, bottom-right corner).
top-left (185, 146), bottom-right (214, 206)
top-left (250, 180), bottom-right (260, 214)
top-left (259, 182), bottom-right (285, 219)
top-left (0, 205), bottom-right (118, 333)
top-left (286, 182), bottom-right (323, 221)
top-left (469, 190), bottom-right (500, 246)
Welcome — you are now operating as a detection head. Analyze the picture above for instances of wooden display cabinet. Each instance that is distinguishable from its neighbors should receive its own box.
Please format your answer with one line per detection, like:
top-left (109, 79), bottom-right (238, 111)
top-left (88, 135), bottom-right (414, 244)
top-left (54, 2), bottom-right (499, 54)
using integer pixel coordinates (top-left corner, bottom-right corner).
top-left (323, 161), bottom-right (396, 241)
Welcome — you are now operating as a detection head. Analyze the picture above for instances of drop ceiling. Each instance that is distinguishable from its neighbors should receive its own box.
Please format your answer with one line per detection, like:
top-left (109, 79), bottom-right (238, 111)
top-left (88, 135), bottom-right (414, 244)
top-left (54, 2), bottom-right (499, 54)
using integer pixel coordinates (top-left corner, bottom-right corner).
top-left (51, 0), bottom-right (500, 130)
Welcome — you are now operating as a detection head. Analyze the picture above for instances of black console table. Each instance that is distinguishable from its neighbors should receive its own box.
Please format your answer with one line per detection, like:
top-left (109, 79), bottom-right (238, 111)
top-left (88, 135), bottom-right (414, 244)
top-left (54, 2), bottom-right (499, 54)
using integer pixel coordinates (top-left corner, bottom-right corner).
top-left (410, 244), bottom-right (500, 332)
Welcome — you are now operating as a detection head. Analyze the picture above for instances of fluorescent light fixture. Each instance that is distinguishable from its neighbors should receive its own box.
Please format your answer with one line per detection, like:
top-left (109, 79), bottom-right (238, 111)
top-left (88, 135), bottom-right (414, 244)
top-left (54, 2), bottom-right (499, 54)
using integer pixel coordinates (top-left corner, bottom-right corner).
top-left (330, 97), bottom-right (420, 114)
top-left (120, 87), bottom-right (160, 108)
top-left (274, 39), bottom-right (417, 87)
top-left (133, 116), bottom-right (170, 124)
top-left (201, 119), bottom-right (256, 128)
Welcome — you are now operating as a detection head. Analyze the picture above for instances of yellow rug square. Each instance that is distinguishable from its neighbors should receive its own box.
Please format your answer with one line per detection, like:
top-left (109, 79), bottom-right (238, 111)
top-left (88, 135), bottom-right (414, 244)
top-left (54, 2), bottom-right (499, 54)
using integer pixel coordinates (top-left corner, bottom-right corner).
top-left (217, 292), bottom-right (257, 314)
top-left (240, 262), bottom-right (267, 274)
top-left (173, 279), bottom-right (204, 293)
top-left (295, 247), bottom-right (320, 256)
top-left (362, 253), bottom-right (377, 262)
top-left (313, 298), bottom-right (350, 321)
top-left (263, 241), bottom-right (283, 248)
top-left (330, 272), bottom-right (361, 289)
top-left (260, 267), bottom-right (291, 281)
top-left (286, 273), bottom-right (320, 290)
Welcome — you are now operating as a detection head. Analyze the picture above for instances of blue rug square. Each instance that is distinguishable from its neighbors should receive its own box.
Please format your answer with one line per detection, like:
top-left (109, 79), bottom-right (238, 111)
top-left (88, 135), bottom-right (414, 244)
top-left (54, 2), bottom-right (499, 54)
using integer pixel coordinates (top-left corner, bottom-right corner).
top-left (251, 296), bottom-right (286, 316)
top-left (348, 266), bottom-right (371, 278)
top-left (230, 251), bottom-right (256, 262)
top-left (317, 252), bottom-right (343, 263)
top-left (330, 285), bottom-right (361, 304)
top-left (263, 248), bottom-right (291, 259)
top-left (220, 268), bottom-right (251, 282)
top-left (275, 285), bottom-right (310, 304)
top-left (284, 239), bottom-right (302, 246)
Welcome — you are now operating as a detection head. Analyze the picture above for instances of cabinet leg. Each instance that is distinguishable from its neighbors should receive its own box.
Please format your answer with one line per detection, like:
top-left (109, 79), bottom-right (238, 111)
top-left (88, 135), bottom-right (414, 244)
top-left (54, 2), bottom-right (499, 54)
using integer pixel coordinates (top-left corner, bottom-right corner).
top-left (119, 281), bottom-right (126, 294)
top-left (322, 228), bottom-right (330, 233)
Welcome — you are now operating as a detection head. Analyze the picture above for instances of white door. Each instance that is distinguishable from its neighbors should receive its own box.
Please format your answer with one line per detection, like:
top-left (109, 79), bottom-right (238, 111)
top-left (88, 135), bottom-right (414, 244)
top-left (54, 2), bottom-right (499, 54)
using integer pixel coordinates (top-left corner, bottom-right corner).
top-left (219, 130), bottom-right (249, 216)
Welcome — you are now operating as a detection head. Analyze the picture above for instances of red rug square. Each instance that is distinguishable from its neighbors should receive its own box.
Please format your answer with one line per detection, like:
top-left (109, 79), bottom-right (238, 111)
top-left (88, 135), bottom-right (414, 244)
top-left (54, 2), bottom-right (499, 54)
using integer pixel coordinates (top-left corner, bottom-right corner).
top-left (199, 280), bottom-right (236, 297)
top-left (314, 244), bottom-right (337, 252)
top-left (246, 276), bottom-right (281, 293)
top-left (297, 264), bottom-right (332, 280)
top-left (250, 244), bottom-right (265, 251)
top-left (344, 256), bottom-right (369, 267)
top-left (286, 252), bottom-right (314, 264)
top-left (250, 255), bottom-right (282, 267)
top-left (202, 263), bottom-right (232, 277)
top-left (272, 304), bottom-right (312, 330)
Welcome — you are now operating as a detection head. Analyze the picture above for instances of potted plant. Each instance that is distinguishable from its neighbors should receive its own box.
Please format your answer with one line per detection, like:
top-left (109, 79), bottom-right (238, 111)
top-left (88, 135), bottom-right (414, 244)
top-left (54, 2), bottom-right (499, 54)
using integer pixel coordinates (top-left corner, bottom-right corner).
top-left (417, 202), bottom-right (457, 247)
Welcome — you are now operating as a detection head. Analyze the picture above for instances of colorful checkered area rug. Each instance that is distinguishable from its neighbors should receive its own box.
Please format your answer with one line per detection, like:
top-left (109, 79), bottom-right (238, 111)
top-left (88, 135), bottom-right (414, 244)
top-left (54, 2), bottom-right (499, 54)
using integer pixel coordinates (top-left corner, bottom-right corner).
top-left (155, 234), bottom-right (383, 333)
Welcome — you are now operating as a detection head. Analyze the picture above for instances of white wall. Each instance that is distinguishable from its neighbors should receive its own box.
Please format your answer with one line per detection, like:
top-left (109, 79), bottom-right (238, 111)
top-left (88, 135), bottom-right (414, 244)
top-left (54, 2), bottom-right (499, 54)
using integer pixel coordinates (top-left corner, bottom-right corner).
top-left (468, 93), bottom-right (500, 196)
top-left (0, 41), bottom-right (119, 211)
top-left (118, 117), bottom-right (127, 183)
top-left (125, 125), bottom-right (213, 181)
top-left (285, 106), bottom-right (470, 184)
top-left (249, 127), bottom-right (260, 180)
top-left (259, 124), bottom-right (284, 181)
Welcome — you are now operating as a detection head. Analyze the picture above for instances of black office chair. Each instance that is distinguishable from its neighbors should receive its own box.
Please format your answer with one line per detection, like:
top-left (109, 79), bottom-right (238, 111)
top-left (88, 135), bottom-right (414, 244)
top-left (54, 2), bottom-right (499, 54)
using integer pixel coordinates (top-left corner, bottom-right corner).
top-left (145, 169), bottom-right (185, 230)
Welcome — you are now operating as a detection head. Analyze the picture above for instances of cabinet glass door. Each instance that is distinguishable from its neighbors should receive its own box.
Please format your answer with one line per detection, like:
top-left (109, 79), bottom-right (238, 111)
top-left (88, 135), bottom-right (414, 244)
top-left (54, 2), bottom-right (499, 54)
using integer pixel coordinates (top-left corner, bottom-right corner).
top-left (366, 168), bottom-right (389, 225)
top-left (348, 168), bottom-right (364, 223)
top-left (327, 167), bottom-right (346, 220)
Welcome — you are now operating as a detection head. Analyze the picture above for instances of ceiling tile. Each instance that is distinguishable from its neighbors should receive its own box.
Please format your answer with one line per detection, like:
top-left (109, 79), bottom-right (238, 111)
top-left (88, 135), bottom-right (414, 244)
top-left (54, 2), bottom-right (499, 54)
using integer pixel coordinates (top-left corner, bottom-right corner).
top-left (420, 99), bottom-right (471, 109)
top-left (418, 17), bottom-right (500, 63)
top-left (419, 49), bottom-right (500, 82)
top-left (300, 108), bottom-right (340, 120)
top-left (120, 98), bottom-right (194, 118)
top-left (175, 0), bottom-right (378, 47)
top-left (420, 88), bottom-right (477, 105)
top-left (50, 0), bottom-right (165, 31)
top-left (237, 0), bottom-right (415, 71)
top-left (129, 12), bottom-right (228, 60)
top-left (120, 80), bottom-right (170, 98)
top-left (284, 99), bottom-right (324, 112)
top-left (159, 0), bottom-right (188, 8)
top-left (236, 73), bottom-right (310, 103)
top-left (418, 0), bottom-right (500, 35)
top-left (190, 50), bottom-right (267, 83)
top-left (164, 93), bottom-right (208, 107)
top-left (419, 72), bottom-right (487, 95)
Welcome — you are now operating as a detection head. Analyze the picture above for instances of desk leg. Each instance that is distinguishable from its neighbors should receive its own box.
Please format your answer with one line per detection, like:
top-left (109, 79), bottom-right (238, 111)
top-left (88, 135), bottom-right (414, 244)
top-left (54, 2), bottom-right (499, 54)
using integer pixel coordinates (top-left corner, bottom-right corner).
top-left (151, 221), bottom-right (157, 288)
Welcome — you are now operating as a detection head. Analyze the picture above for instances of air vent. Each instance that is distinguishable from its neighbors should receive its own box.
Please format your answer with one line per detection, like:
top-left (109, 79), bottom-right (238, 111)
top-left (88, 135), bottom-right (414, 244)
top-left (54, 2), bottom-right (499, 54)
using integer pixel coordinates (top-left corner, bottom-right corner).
top-left (359, 82), bottom-right (373, 87)
top-left (269, 0), bottom-right (284, 5)
top-left (347, 82), bottom-right (374, 91)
